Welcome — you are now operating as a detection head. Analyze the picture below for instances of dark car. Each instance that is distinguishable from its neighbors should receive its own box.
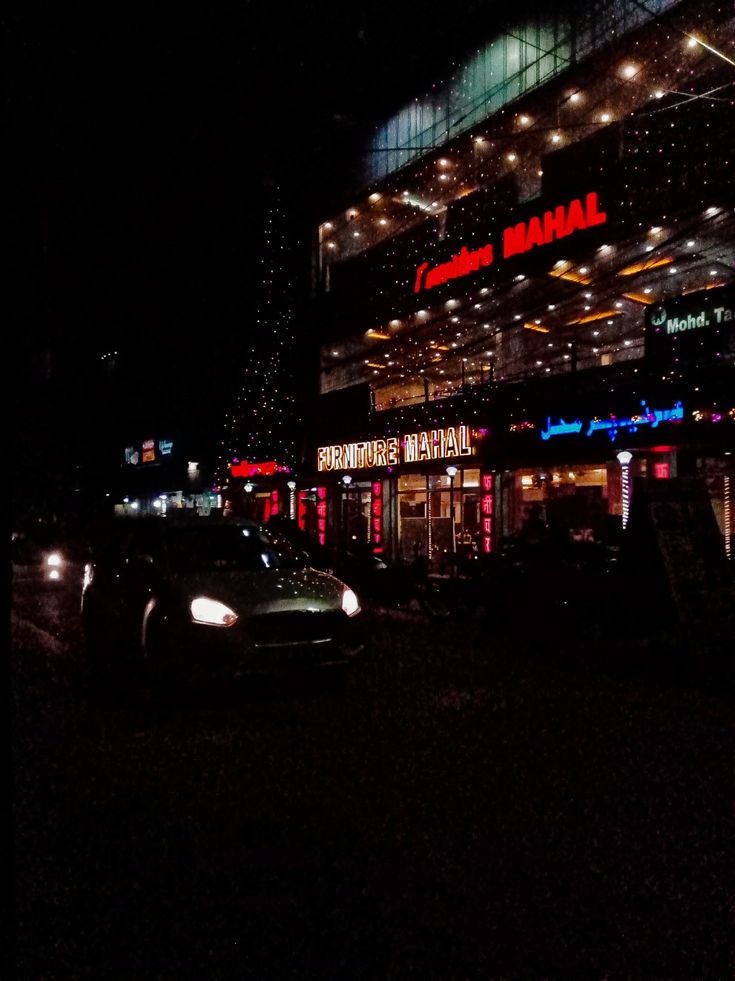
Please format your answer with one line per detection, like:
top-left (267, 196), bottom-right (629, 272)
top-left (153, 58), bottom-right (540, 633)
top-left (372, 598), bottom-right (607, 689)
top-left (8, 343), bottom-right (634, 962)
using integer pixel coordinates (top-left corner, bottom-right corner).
top-left (11, 527), bottom-right (88, 586)
top-left (81, 516), bottom-right (363, 695)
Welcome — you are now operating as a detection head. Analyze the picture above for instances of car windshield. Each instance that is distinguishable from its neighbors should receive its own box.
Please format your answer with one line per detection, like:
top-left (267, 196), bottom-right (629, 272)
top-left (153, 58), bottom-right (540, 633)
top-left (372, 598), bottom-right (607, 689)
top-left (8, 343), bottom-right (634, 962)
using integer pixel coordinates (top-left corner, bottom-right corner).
top-left (165, 525), bottom-right (302, 574)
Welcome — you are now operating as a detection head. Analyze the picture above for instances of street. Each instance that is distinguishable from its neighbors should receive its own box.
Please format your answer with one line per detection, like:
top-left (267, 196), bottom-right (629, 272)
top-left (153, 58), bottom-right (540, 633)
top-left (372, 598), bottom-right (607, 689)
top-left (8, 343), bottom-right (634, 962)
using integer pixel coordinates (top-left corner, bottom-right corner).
top-left (11, 569), bottom-right (734, 979)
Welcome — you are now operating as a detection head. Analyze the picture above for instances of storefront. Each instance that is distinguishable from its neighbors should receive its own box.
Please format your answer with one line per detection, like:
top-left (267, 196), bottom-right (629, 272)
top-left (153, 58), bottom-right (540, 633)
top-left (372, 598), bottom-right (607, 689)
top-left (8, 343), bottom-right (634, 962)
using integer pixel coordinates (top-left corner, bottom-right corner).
top-left (309, 389), bottom-right (734, 566)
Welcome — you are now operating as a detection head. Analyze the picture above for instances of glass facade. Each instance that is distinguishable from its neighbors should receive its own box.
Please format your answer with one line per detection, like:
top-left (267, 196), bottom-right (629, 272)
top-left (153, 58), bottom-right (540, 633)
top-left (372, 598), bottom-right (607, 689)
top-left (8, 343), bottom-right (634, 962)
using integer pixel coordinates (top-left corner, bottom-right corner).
top-left (365, 0), bottom-right (678, 184)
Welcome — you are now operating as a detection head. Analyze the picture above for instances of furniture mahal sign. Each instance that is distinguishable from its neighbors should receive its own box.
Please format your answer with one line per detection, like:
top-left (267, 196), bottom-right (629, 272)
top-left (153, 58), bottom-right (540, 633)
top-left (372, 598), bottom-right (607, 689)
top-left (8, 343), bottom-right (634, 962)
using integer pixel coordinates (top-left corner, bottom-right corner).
top-left (317, 424), bottom-right (473, 472)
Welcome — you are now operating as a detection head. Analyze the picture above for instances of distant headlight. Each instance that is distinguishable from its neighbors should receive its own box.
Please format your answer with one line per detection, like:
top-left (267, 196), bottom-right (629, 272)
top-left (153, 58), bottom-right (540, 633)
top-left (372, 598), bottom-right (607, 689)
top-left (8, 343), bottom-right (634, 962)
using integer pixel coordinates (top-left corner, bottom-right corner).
top-left (190, 596), bottom-right (239, 627)
top-left (46, 552), bottom-right (63, 567)
top-left (341, 588), bottom-right (360, 617)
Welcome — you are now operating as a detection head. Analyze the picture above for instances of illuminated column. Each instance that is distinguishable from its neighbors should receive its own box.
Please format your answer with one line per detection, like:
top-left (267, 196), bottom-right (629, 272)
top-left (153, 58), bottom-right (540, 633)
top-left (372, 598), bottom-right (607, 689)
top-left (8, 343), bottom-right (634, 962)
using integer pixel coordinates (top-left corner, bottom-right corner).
top-left (724, 474), bottom-right (731, 560)
top-left (446, 465), bottom-right (458, 556)
top-left (287, 481), bottom-right (296, 521)
top-left (341, 474), bottom-right (352, 543)
top-left (617, 450), bottom-right (633, 529)
top-left (480, 471), bottom-right (494, 553)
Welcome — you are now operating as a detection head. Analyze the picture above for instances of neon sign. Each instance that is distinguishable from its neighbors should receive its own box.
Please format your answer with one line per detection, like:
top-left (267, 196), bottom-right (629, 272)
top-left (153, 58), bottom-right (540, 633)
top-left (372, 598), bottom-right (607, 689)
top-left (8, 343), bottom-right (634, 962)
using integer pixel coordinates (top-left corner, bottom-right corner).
top-left (317, 424), bottom-right (473, 472)
top-left (413, 192), bottom-right (607, 293)
top-left (539, 401), bottom-right (684, 442)
top-left (230, 460), bottom-right (289, 478)
top-left (371, 481), bottom-right (383, 553)
top-left (316, 486), bottom-right (327, 546)
top-left (480, 472), bottom-right (494, 554)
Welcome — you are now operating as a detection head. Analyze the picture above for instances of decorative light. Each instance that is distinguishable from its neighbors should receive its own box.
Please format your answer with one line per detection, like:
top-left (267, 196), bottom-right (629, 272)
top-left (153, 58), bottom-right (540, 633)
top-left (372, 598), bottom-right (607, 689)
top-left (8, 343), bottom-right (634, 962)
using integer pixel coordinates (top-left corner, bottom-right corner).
top-left (617, 450), bottom-right (633, 529)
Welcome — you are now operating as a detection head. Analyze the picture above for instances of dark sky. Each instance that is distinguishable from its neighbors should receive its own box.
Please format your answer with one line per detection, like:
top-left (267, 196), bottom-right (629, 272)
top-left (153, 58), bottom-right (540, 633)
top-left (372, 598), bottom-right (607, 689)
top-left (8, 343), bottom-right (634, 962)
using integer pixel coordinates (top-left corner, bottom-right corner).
top-left (11, 2), bottom-right (520, 351)
top-left (9, 2), bottom-right (532, 494)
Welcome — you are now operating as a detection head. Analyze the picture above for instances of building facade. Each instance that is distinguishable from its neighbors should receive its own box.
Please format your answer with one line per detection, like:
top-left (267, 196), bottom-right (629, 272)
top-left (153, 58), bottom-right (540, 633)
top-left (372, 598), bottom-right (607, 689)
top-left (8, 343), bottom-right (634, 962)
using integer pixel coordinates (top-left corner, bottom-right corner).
top-left (303, 0), bottom-right (734, 568)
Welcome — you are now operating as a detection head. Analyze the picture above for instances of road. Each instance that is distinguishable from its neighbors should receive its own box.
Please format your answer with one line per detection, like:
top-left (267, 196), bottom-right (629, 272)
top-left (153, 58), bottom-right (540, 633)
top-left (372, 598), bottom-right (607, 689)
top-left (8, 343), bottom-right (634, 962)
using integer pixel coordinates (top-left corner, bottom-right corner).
top-left (10, 566), bottom-right (734, 979)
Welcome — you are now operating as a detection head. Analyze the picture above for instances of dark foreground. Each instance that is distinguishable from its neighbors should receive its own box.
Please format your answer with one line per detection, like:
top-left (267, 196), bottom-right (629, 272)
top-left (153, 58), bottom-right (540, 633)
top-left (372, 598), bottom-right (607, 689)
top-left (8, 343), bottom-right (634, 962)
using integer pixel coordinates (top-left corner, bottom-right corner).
top-left (11, 571), bottom-right (734, 980)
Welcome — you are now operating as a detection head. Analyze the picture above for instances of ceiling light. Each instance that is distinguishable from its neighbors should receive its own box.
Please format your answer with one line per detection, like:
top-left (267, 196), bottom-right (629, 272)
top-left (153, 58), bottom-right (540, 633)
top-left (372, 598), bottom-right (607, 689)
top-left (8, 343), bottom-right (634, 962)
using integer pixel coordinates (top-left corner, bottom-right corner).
top-left (600, 113), bottom-right (611, 123)
top-left (439, 174), bottom-right (450, 181)
top-left (686, 240), bottom-right (695, 247)
top-left (653, 89), bottom-right (665, 99)
top-left (506, 152), bottom-right (517, 162)
top-left (621, 64), bottom-right (638, 78)
top-left (519, 115), bottom-right (531, 125)
top-left (368, 193), bottom-right (382, 203)
top-left (438, 158), bottom-right (450, 167)
top-left (551, 133), bottom-right (562, 143)
top-left (570, 92), bottom-right (581, 103)
top-left (378, 218), bottom-right (388, 226)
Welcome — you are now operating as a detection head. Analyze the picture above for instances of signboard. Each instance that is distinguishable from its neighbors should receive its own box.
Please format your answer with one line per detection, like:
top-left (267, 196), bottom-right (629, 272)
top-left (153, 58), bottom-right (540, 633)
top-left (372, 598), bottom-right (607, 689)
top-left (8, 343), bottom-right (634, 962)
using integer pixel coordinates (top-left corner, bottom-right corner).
top-left (124, 436), bottom-right (174, 467)
top-left (317, 424), bottom-right (473, 472)
top-left (625, 477), bottom-right (735, 655)
top-left (413, 191), bottom-right (607, 293)
top-left (645, 285), bottom-right (734, 362)
top-left (539, 400), bottom-right (684, 443)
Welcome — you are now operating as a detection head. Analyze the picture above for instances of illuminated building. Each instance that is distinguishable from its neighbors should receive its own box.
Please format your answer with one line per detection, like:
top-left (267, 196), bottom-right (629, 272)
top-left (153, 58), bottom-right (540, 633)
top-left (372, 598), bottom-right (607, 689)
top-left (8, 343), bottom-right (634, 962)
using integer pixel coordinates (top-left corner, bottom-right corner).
top-left (304, 0), bottom-right (734, 564)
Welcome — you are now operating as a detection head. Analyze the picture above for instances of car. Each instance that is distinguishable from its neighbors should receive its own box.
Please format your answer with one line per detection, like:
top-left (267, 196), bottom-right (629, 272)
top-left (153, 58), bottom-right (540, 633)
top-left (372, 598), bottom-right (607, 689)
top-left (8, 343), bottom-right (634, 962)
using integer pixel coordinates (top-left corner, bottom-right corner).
top-left (11, 527), bottom-right (87, 586)
top-left (80, 515), bottom-right (363, 696)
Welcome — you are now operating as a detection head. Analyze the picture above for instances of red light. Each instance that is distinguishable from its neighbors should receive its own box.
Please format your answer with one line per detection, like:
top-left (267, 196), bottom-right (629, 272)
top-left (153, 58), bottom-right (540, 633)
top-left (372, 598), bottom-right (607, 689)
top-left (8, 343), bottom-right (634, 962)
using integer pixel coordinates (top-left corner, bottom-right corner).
top-left (654, 462), bottom-right (670, 479)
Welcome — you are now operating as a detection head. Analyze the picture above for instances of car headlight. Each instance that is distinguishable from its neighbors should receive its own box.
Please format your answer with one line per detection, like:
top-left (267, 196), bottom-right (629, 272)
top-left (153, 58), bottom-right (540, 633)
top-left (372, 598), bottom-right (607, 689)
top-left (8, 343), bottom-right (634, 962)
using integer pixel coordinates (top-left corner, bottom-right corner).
top-left (190, 596), bottom-right (239, 627)
top-left (341, 588), bottom-right (360, 617)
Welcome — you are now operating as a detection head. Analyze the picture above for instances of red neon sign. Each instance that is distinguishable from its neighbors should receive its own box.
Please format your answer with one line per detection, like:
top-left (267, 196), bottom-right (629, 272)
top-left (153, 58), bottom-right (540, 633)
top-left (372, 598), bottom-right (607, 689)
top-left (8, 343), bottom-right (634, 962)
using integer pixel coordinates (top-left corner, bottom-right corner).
top-left (413, 192), bottom-right (607, 293)
top-left (481, 472), bottom-right (494, 554)
top-left (316, 486), bottom-right (327, 546)
top-left (371, 480), bottom-right (383, 553)
top-left (654, 462), bottom-right (670, 479)
top-left (230, 460), bottom-right (284, 478)
top-left (270, 489), bottom-right (279, 516)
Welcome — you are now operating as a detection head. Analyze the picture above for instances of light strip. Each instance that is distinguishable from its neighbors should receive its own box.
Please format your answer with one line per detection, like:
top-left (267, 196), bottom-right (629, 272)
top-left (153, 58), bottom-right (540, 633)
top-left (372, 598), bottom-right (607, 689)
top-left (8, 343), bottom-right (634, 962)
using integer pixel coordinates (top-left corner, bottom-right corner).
top-left (566, 310), bottom-right (623, 325)
top-left (617, 256), bottom-right (674, 276)
top-left (524, 321), bottom-right (550, 333)
top-left (622, 292), bottom-right (655, 305)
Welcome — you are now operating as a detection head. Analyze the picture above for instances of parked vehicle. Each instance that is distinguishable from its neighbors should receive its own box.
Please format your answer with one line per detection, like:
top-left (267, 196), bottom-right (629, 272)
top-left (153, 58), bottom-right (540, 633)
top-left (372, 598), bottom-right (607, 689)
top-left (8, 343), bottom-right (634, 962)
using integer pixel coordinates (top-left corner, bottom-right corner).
top-left (81, 515), bottom-right (363, 696)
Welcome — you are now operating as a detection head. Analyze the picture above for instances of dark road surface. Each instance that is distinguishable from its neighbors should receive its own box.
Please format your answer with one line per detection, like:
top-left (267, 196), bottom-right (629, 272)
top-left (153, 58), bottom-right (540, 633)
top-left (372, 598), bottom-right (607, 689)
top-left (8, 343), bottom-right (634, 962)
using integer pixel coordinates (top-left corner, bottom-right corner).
top-left (10, 567), bottom-right (734, 979)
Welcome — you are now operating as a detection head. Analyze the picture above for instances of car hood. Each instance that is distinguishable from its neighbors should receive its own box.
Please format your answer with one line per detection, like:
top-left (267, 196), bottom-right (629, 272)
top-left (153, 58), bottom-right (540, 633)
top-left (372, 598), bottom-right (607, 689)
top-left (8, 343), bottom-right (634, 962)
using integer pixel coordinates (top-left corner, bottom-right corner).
top-left (168, 566), bottom-right (349, 616)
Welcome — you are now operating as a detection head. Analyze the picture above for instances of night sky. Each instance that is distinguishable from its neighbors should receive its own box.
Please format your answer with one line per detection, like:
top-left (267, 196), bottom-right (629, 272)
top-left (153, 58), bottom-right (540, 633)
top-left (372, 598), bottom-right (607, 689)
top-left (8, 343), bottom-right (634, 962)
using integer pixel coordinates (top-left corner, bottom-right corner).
top-left (9, 2), bottom-right (534, 510)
